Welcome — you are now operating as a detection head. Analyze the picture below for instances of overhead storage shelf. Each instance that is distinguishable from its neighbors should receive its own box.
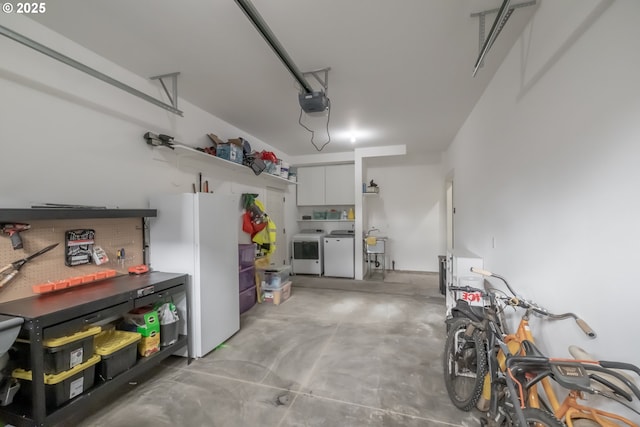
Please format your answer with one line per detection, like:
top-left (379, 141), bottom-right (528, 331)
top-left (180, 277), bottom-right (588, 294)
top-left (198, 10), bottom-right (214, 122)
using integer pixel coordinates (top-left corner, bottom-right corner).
top-left (297, 219), bottom-right (354, 222)
top-left (0, 208), bottom-right (157, 222)
top-left (168, 144), bottom-right (296, 186)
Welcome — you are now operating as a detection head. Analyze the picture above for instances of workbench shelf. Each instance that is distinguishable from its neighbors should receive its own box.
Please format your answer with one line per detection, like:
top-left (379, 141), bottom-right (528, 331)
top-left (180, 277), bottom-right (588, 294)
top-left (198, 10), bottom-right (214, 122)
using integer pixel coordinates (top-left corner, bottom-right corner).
top-left (0, 272), bottom-right (190, 427)
top-left (0, 208), bottom-right (157, 222)
top-left (167, 143), bottom-right (296, 187)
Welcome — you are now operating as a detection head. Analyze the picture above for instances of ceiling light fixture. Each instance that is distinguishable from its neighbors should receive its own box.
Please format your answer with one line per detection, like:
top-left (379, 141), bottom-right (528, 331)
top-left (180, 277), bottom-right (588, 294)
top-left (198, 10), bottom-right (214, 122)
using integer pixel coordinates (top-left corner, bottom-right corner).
top-left (234, 0), bottom-right (332, 151)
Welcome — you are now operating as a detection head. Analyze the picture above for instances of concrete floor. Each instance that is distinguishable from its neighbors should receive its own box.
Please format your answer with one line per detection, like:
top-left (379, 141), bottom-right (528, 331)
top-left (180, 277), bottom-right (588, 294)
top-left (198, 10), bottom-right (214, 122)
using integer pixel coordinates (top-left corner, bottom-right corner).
top-left (75, 272), bottom-right (477, 427)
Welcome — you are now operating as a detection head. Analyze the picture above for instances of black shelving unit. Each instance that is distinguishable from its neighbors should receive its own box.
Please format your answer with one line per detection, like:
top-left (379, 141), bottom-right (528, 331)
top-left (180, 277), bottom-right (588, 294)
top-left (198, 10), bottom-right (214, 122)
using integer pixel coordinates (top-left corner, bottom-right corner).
top-left (0, 272), bottom-right (190, 426)
top-left (0, 208), bottom-right (157, 222)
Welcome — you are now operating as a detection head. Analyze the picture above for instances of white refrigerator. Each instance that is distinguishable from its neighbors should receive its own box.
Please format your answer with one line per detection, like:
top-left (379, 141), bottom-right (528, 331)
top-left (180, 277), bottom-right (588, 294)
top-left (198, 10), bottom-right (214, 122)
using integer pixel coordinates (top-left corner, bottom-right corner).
top-left (150, 193), bottom-right (240, 358)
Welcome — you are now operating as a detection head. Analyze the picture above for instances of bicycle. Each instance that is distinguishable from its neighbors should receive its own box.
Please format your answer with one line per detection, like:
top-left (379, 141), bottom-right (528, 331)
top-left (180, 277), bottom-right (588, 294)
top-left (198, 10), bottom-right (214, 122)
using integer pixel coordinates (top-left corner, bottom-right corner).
top-left (444, 280), bottom-right (564, 425)
top-left (505, 340), bottom-right (640, 426)
top-left (443, 267), bottom-right (640, 426)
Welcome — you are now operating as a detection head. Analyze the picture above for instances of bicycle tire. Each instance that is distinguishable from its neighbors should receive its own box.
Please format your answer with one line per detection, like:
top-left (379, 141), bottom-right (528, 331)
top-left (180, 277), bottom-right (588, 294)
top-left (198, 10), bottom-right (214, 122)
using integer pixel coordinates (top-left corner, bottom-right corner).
top-left (443, 318), bottom-right (487, 411)
top-left (512, 408), bottom-right (565, 426)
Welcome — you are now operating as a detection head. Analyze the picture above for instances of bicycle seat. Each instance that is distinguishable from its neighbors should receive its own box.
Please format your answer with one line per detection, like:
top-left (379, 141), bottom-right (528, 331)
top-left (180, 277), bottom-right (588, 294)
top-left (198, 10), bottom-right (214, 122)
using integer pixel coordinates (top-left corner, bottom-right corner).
top-left (450, 300), bottom-right (485, 323)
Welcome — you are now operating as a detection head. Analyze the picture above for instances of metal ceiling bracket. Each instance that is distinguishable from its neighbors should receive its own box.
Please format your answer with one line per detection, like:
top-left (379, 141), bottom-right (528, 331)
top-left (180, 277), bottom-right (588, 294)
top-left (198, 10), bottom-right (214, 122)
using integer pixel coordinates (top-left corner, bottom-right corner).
top-left (302, 68), bottom-right (331, 94)
top-left (471, 0), bottom-right (536, 76)
top-left (0, 25), bottom-right (184, 116)
top-left (150, 72), bottom-right (180, 110)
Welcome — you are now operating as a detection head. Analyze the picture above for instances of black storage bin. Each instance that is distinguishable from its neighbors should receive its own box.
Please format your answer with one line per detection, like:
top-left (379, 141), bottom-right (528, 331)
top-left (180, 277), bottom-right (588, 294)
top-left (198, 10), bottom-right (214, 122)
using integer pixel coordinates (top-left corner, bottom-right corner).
top-left (13, 355), bottom-right (100, 410)
top-left (14, 326), bottom-right (101, 375)
top-left (94, 330), bottom-right (141, 380)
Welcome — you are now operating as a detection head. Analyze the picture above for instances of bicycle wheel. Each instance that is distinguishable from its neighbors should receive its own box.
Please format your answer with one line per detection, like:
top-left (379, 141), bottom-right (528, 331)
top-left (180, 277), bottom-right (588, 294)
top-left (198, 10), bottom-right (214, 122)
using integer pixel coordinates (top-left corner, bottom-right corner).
top-left (443, 318), bottom-right (487, 411)
top-left (513, 408), bottom-right (565, 426)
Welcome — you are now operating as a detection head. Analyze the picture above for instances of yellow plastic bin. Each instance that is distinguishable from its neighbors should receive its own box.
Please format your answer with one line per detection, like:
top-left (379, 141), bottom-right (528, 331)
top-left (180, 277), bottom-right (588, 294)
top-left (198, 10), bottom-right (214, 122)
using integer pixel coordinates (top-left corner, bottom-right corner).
top-left (13, 354), bottom-right (100, 410)
top-left (94, 330), bottom-right (141, 380)
top-left (14, 326), bottom-right (101, 375)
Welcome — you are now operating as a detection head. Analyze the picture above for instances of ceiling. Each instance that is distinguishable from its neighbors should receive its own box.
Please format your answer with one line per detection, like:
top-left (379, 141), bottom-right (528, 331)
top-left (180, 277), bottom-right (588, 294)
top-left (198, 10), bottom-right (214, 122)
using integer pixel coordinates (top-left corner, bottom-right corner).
top-left (29, 1), bottom-right (537, 156)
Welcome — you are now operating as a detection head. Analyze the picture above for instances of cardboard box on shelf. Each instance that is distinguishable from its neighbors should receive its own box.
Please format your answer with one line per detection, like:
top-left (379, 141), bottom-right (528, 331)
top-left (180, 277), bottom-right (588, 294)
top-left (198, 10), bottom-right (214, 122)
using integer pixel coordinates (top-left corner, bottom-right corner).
top-left (227, 138), bottom-right (244, 147)
top-left (207, 133), bottom-right (225, 145)
top-left (216, 142), bottom-right (243, 164)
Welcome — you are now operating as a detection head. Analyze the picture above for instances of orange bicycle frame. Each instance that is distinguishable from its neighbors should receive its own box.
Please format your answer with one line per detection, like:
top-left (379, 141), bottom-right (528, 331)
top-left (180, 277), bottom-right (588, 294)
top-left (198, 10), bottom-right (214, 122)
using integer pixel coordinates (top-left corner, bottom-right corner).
top-left (494, 316), bottom-right (638, 427)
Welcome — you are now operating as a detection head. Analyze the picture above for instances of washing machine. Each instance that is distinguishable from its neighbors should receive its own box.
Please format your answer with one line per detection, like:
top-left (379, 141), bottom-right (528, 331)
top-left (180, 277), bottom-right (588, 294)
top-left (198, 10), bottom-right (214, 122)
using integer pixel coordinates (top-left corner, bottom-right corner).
top-left (291, 229), bottom-right (325, 276)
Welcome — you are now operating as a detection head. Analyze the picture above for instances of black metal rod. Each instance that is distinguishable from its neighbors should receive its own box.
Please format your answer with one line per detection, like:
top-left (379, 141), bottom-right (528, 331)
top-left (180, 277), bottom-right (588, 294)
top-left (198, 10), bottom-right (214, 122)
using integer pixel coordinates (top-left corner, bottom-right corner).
top-left (235, 0), bottom-right (314, 93)
top-left (0, 25), bottom-right (184, 116)
top-left (473, 0), bottom-right (512, 77)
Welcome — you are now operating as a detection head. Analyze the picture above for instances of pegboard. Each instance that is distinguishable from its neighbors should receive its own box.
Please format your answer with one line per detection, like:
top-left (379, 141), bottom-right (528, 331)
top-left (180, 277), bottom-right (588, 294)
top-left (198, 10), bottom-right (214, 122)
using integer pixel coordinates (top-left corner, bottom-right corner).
top-left (0, 218), bottom-right (144, 303)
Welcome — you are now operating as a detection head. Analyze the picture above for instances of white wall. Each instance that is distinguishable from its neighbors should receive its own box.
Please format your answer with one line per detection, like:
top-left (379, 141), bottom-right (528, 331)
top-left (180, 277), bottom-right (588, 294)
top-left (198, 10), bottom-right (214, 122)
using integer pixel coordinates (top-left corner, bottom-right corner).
top-left (365, 153), bottom-right (445, 272)
top-left (0, 15), bottom-right (296, 250)
top-left (444, 0), bottom-right (640, 365)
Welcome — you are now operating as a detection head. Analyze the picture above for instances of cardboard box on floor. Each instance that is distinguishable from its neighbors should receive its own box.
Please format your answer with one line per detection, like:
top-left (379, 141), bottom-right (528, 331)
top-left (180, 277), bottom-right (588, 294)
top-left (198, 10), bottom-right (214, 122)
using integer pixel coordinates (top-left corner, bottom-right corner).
top-left (262, 281), bottom-right (291, 305)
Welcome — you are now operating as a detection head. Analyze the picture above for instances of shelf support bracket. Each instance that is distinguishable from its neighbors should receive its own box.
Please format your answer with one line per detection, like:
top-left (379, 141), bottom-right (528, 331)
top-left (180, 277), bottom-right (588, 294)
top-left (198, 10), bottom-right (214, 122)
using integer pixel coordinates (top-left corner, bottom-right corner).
top-left (150, 72), bottom-right (180, 111)
top-left (302, 68), bottom-right (331, 94)
top-left (0, 25), bottom-right (184, 116)
top-left (470, 0), bottom-right (536, 75)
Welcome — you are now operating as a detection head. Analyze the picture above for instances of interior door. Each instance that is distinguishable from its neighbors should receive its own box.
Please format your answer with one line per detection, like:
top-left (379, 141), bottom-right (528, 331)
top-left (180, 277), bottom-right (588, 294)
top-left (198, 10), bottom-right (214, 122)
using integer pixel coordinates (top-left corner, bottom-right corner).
top-left (266, 187), bottom-right (286, 266)
top-left (446, 179), bottom-right (454, 249)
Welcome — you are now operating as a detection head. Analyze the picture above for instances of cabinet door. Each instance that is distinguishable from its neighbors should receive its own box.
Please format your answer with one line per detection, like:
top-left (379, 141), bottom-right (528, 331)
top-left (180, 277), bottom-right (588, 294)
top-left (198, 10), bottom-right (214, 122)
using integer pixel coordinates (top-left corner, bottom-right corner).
top-left (296, 166), bottom-right (326, 206)
top-left (325, 164), bottom-right (355, 205)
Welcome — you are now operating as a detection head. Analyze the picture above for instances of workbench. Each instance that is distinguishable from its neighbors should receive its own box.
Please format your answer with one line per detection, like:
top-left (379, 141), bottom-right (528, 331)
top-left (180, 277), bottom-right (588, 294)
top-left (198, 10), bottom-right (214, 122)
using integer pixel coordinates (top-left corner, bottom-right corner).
top-left (0, 271), bottom-right (190, 426)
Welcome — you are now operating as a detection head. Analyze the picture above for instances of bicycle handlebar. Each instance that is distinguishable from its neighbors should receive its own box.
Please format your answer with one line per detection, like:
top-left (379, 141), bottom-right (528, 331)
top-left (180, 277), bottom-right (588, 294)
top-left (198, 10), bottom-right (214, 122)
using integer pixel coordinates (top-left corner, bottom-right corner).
top-left (468, 267), bottom-right (597, 338)
top-left (584, 364), bottom-right (640, 402)
top-left (505, 353), bottom-right (640, 403)
top-left (575, 318), bottom-right (597, 338)
top-left (599, 360), bottom-right (640, 377)
top-left (470, 267), bottom-right (493, 277)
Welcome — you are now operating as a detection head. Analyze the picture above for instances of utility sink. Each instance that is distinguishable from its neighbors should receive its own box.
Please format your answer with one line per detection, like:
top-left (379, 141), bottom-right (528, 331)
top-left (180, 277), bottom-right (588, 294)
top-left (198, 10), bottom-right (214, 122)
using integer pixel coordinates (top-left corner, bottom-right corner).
top-left (364, 237), bottom-right (386, 254)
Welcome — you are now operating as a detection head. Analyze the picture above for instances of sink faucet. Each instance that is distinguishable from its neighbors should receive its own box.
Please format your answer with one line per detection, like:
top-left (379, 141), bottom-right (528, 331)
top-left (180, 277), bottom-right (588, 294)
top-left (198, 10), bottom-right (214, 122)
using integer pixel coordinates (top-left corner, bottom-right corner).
top-left (365, 227), bottom-right (379, 237)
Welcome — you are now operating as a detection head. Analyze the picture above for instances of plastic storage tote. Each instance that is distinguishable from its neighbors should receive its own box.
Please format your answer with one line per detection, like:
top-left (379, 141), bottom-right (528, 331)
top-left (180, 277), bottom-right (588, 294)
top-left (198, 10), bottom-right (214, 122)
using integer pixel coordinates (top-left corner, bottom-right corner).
top-left (239, 265), bottom-right (256, 292)
top-left (238, 244), bottom-right (255, 268)
top-left (160, 321), bottom-right (179, 347)
top-left (239, 285), bottom-right (257, 314)
top-left (257, 265), bottom-right (291, 290)
top-left (94, 330), bottom-right (141, 380)
top-left (262, 281), bottom-right (292, 305)
top-left (15, 326), bottom-right (102, 375)
top-left (13, 354), bottom-right (100, 410)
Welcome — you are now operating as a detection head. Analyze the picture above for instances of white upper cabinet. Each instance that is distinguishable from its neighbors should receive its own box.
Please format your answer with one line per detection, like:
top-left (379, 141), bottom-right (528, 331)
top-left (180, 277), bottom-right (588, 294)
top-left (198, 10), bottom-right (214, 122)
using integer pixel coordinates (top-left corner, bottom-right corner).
top-left (296, 164), bottom-right (355, 206)
top-left (325, 164), bottom-right (355, 205)
top-left (296, 166), bottom-right (326, 206)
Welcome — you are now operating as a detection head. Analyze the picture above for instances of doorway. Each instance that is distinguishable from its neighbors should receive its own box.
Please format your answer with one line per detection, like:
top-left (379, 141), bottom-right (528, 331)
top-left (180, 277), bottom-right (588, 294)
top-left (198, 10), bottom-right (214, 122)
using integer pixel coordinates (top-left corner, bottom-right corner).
top-left (446, 179), bottom-right (454, 250)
